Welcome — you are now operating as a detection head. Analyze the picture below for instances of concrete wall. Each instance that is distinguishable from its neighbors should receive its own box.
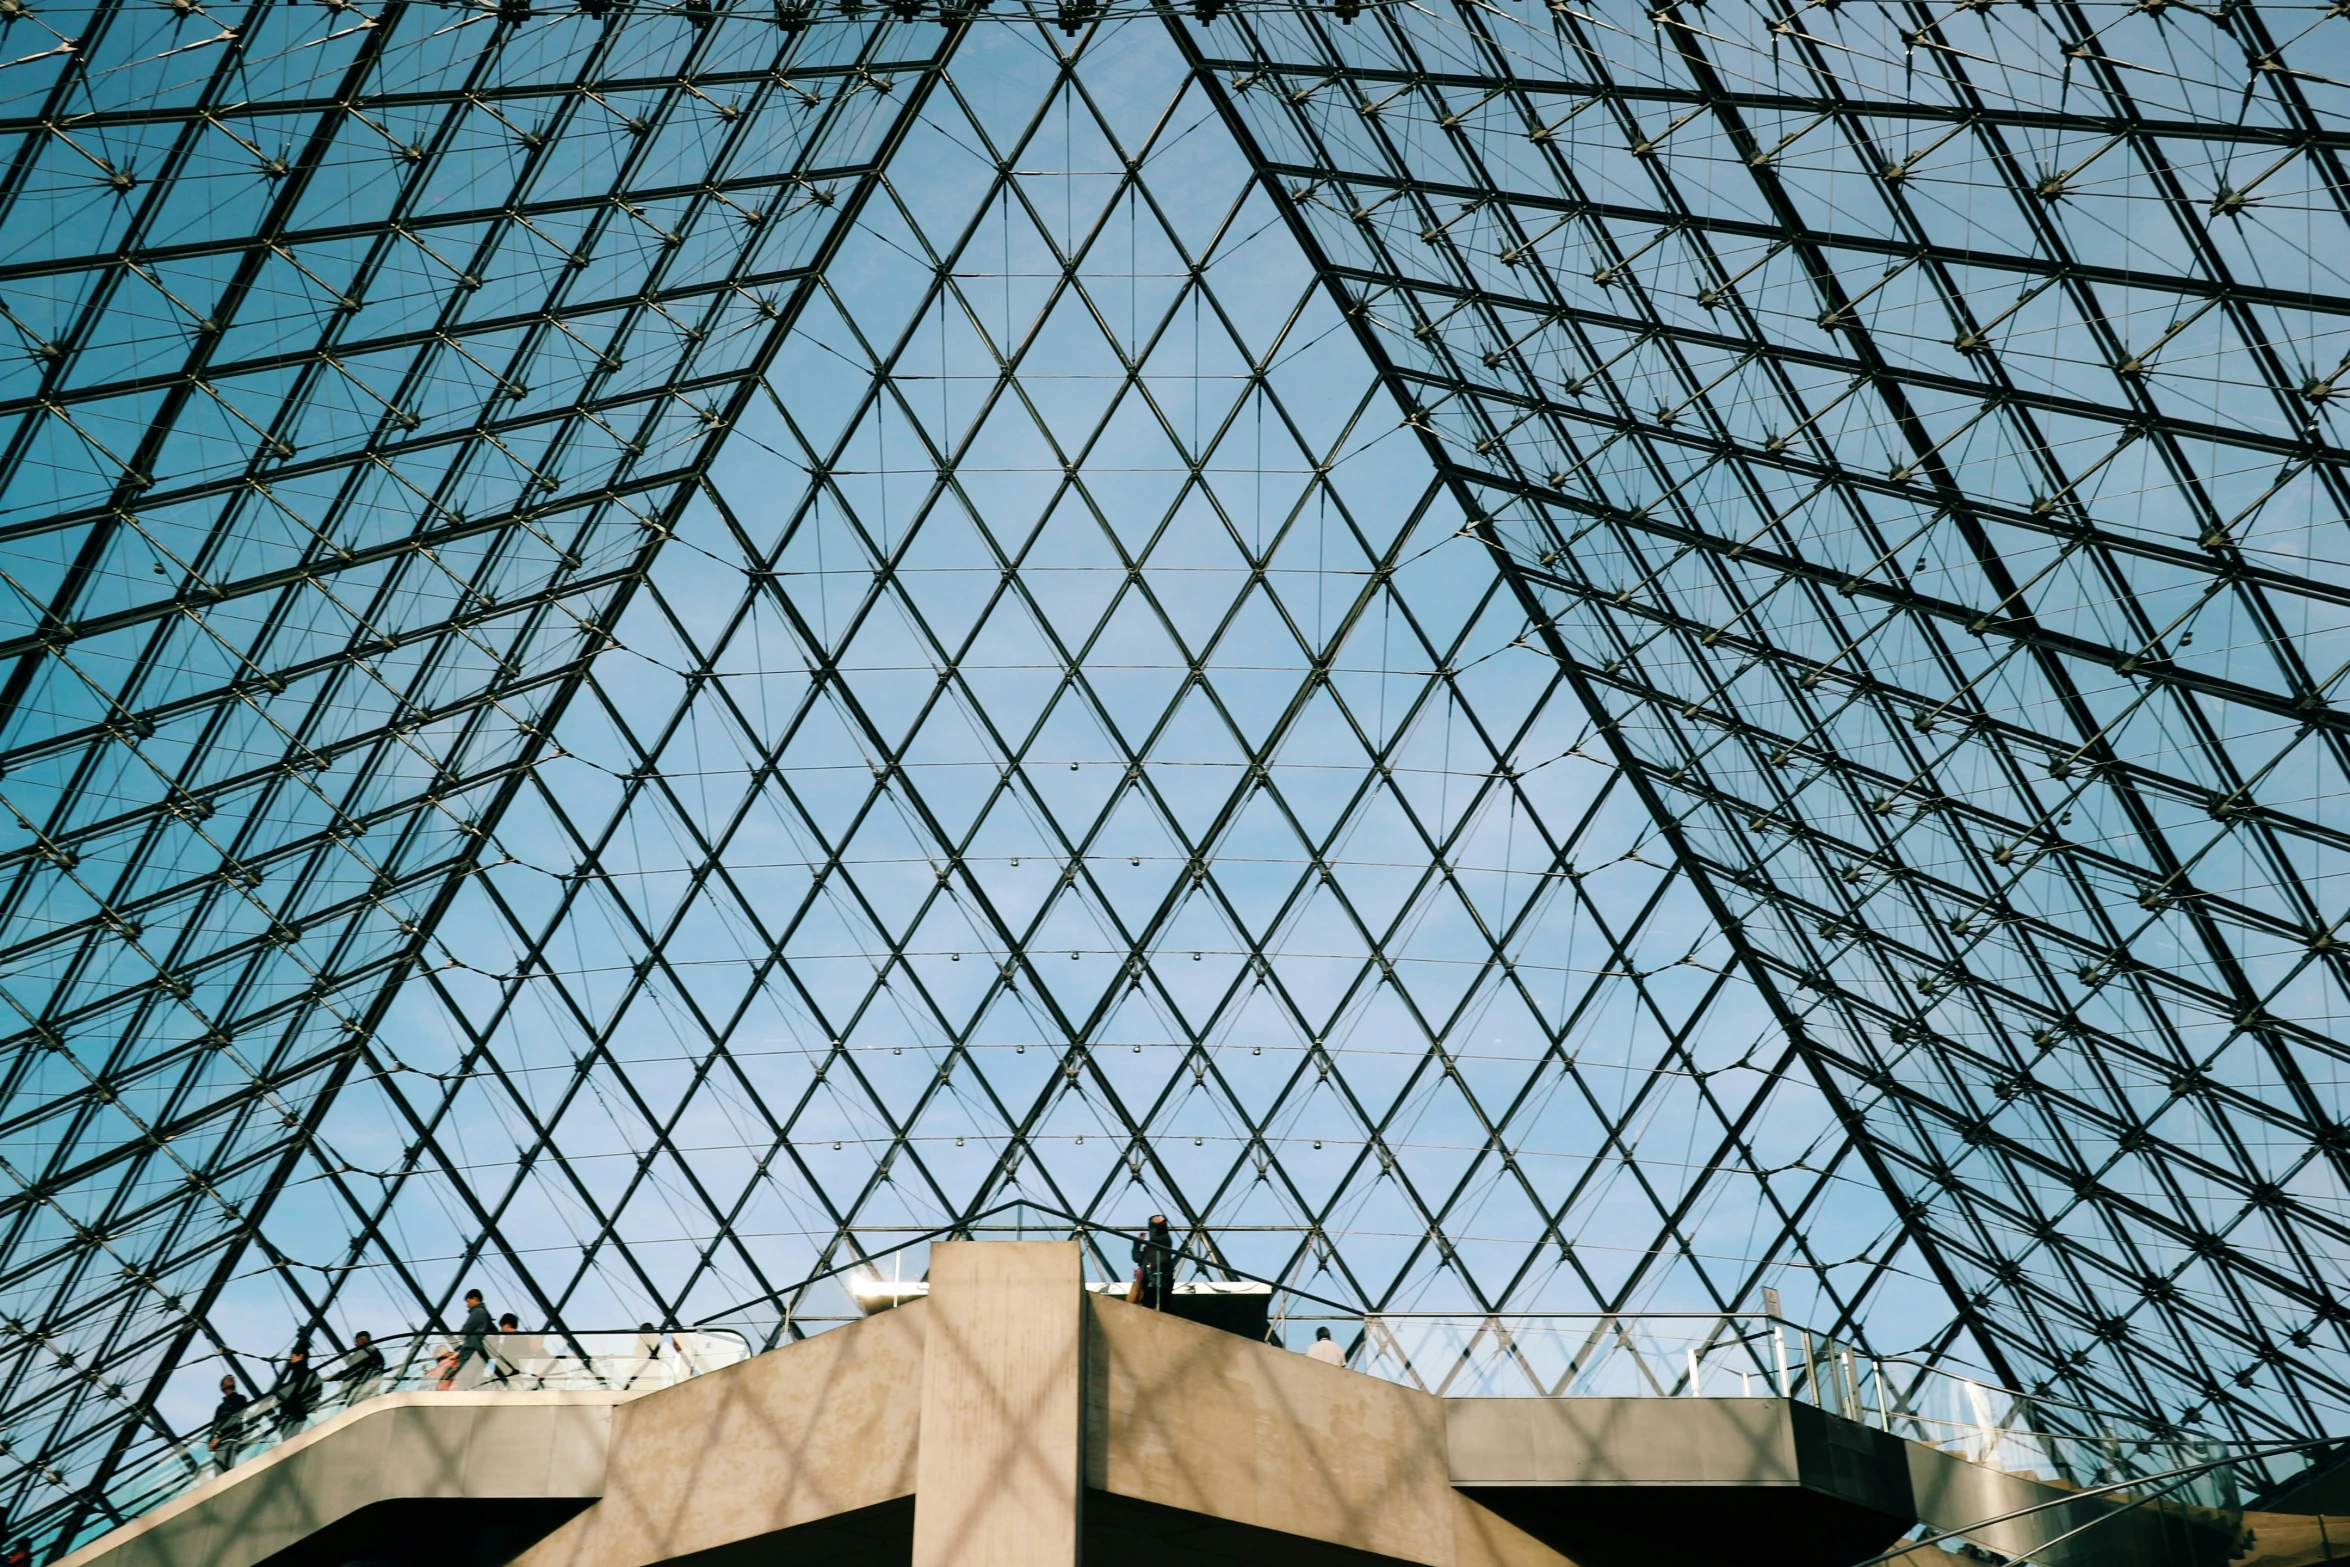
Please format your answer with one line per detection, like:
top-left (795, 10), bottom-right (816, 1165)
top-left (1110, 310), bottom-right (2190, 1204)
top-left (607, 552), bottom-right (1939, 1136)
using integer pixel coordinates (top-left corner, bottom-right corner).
top-left (58, 1394), bottom-right (619, 1567)
top-left (1446, 1397), bottom-right (1916, 1567)
top-left (910, 1242), bottom-right (1084, 1567)
top-left (510, 1301), bottom-right (926, 1567)
top-left (2236, 1510), bottom-right (2350, 1567)
top-left (1446, 1398), bottom-right (1801, 1488)
top-left (503, 1249), bottom-right (1569, 1567)
top-left (1086, 1289), bottom-right (1574, 1567)
top-left (1446, 1398), bottom-right (1910, 1515)
top-left (1447, 1491), bottom-right (1603, 1567)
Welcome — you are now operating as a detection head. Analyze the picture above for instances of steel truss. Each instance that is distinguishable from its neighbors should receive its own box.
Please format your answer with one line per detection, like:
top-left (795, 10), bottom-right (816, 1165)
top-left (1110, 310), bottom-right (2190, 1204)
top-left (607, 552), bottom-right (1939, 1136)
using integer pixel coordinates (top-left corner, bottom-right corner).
top-left (1188, 0), bottom-right (2350, 1457)
top-left (1, 0), bottom-right (2346, 1554)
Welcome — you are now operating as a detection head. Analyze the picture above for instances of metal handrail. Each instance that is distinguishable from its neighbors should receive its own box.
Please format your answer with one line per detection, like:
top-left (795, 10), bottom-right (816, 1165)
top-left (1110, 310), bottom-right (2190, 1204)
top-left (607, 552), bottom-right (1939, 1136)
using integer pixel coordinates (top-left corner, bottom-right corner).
top-left (1848, 1436), bottom-right (2340, 1567)
top-left (1343, 1309), bottom-right (2232, 1501)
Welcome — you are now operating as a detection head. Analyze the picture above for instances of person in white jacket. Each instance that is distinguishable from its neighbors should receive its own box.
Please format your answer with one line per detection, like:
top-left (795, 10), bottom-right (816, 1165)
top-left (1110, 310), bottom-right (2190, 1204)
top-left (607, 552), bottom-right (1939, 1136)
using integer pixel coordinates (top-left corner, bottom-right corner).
top-left (1306, 1326), bottom-right (1346, 1366)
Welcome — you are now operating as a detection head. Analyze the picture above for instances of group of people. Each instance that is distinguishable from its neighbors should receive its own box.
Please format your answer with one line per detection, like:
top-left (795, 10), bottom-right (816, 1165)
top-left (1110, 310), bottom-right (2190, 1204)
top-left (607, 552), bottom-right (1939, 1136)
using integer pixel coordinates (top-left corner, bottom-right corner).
top-left (206, 1288), bottom-right (539, 1472)
top-left (430, 1295), bottom-right (679, 1393)
top-left (206, 1330), bottom-right (388, 1470)
top-left (203, 1290), bottom-right (700, 1474)
top-left (428, 1289), bottom-right (537, 1393)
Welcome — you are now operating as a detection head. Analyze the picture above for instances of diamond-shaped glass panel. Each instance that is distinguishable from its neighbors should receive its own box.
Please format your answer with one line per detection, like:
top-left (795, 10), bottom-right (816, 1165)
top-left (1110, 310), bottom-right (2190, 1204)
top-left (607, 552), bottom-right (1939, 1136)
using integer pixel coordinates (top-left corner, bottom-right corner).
top-left (5, 1), bottom-right (2349, 1553)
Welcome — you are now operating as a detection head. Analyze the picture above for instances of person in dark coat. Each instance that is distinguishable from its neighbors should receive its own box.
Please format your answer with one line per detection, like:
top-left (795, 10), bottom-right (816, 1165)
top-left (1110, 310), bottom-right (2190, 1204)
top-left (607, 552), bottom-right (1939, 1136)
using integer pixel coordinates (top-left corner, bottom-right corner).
top-left (452, 1289), bottom-right (497, 1384)
top-left (1131, 1215), bottom-right (1178, 1310)
top-left (208, 1374), bottom-right (249, 1472)
top-left (272, 1342), bottom-right (320, 1435)
top-left (328, 1331), bottom-right (386, 1403)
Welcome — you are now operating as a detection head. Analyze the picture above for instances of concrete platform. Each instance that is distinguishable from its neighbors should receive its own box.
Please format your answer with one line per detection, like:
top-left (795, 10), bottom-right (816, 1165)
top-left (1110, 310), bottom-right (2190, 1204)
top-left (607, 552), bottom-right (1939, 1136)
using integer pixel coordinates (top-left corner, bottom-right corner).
top-left (1447, 1397), bottom-right (1914, 1567)
top-left (55, 1245), bottom-right (2237, 1567)
top-left (57, 1393), bottom-right (623, 1567)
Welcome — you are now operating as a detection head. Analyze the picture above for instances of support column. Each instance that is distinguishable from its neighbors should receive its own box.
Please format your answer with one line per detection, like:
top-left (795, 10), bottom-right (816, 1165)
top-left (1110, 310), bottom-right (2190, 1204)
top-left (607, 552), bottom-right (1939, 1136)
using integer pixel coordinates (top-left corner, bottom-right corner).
top-left (910, 1241), bottom-right (1084, 1567)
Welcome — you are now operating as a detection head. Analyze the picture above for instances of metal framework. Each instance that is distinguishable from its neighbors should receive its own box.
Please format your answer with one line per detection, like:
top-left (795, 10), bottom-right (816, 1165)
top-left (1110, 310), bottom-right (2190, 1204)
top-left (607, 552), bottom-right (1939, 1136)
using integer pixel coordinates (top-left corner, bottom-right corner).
top-left (2, 0), bottom-right (2347, 1553)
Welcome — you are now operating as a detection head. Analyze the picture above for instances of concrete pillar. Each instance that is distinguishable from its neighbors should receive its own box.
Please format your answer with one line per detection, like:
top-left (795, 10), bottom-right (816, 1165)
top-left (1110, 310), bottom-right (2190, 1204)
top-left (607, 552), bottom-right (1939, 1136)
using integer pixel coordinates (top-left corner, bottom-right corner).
top-left (910, 1240), bottom-right (1084, 1567)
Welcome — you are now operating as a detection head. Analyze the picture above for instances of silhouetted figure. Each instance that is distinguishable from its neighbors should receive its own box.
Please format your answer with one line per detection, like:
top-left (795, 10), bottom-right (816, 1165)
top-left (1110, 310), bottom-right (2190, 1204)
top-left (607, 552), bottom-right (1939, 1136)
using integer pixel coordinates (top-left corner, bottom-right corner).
top-left (1131, 1215), bottom-right (1177, 1310)
top-left (452, 1288), bottom-right (496, 1385)
top-left (208, 1375), bottom-right (249, 1472)
top-left (329, 1331), bottom-right (386, 1403)
top-left (1306, 1326), bottom-right (1345, 1366)
top-left (4, 1537), bottom-right (28, 1567)
top-left (273, 1342), bottom-right (320, 1434)
top-left (494, 1313), bottom-right (544, 1386)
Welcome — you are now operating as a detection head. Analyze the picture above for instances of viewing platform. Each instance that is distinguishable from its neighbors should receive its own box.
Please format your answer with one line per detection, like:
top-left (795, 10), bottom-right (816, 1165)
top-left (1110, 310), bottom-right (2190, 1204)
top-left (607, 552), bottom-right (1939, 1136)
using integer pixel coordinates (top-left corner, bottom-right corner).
top-left (54, 1241), bottom-right (2315, 1567)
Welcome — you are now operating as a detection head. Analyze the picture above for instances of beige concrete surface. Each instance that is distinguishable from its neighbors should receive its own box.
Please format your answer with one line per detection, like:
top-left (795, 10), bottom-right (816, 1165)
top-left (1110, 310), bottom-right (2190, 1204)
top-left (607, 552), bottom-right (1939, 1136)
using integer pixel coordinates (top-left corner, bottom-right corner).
top-left (83, 1252), bottom-right (2037, 1567)
top-left (1448, 1490), bottom-right (1597, 1567)
top-left (1446, 1398), bottom-right (1800, 1487)
top-left (1087, 1291), bottom-right (1576, 1567)
top-left (58, 1392), bottom-right (622, 1567)
top-left (510, 1301), bottom-right (926, 1567)
top-left (2235, 1510), bottom-right (2350, 1567)
top-left (910, 1241), bottom-right (1086, 1567)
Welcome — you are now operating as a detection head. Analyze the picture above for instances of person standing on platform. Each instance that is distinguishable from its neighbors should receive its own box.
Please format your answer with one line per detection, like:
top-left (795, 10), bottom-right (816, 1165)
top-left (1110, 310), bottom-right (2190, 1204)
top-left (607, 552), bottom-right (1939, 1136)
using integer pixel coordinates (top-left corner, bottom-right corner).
top-left (1306, 1326), bottom-right (1346, 1365)
top-left (208, 1375), bottom-right (249, 1472)
top-left (272, 1341), bottom-right (320, 1435)
top-left (1130, 1214), bottom-right (1177, 1310)
top-left (452, 1288), bottom-right (496, 1386)
top-left (329, 1331), bottom-right (386, 1404)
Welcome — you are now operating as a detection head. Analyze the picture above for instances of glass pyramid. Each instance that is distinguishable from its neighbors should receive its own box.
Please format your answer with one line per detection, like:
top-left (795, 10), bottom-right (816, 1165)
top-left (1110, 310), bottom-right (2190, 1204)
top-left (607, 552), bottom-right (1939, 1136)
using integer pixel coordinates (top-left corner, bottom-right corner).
top-left (3, 0), bottom-right (2346, 1549)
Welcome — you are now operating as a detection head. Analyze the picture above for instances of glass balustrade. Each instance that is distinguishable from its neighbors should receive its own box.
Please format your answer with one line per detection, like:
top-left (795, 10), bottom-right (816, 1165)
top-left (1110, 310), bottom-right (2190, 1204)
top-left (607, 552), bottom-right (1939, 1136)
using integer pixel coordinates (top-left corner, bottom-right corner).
top-left (1300, 1310), bottom-right (2237, 1514)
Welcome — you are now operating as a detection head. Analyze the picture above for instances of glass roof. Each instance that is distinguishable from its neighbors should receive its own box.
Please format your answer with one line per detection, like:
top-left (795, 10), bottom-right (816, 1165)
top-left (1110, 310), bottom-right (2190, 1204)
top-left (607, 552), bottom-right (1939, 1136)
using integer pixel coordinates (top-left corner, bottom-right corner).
top-left (2, 0), bottom-right (2346, 1549)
